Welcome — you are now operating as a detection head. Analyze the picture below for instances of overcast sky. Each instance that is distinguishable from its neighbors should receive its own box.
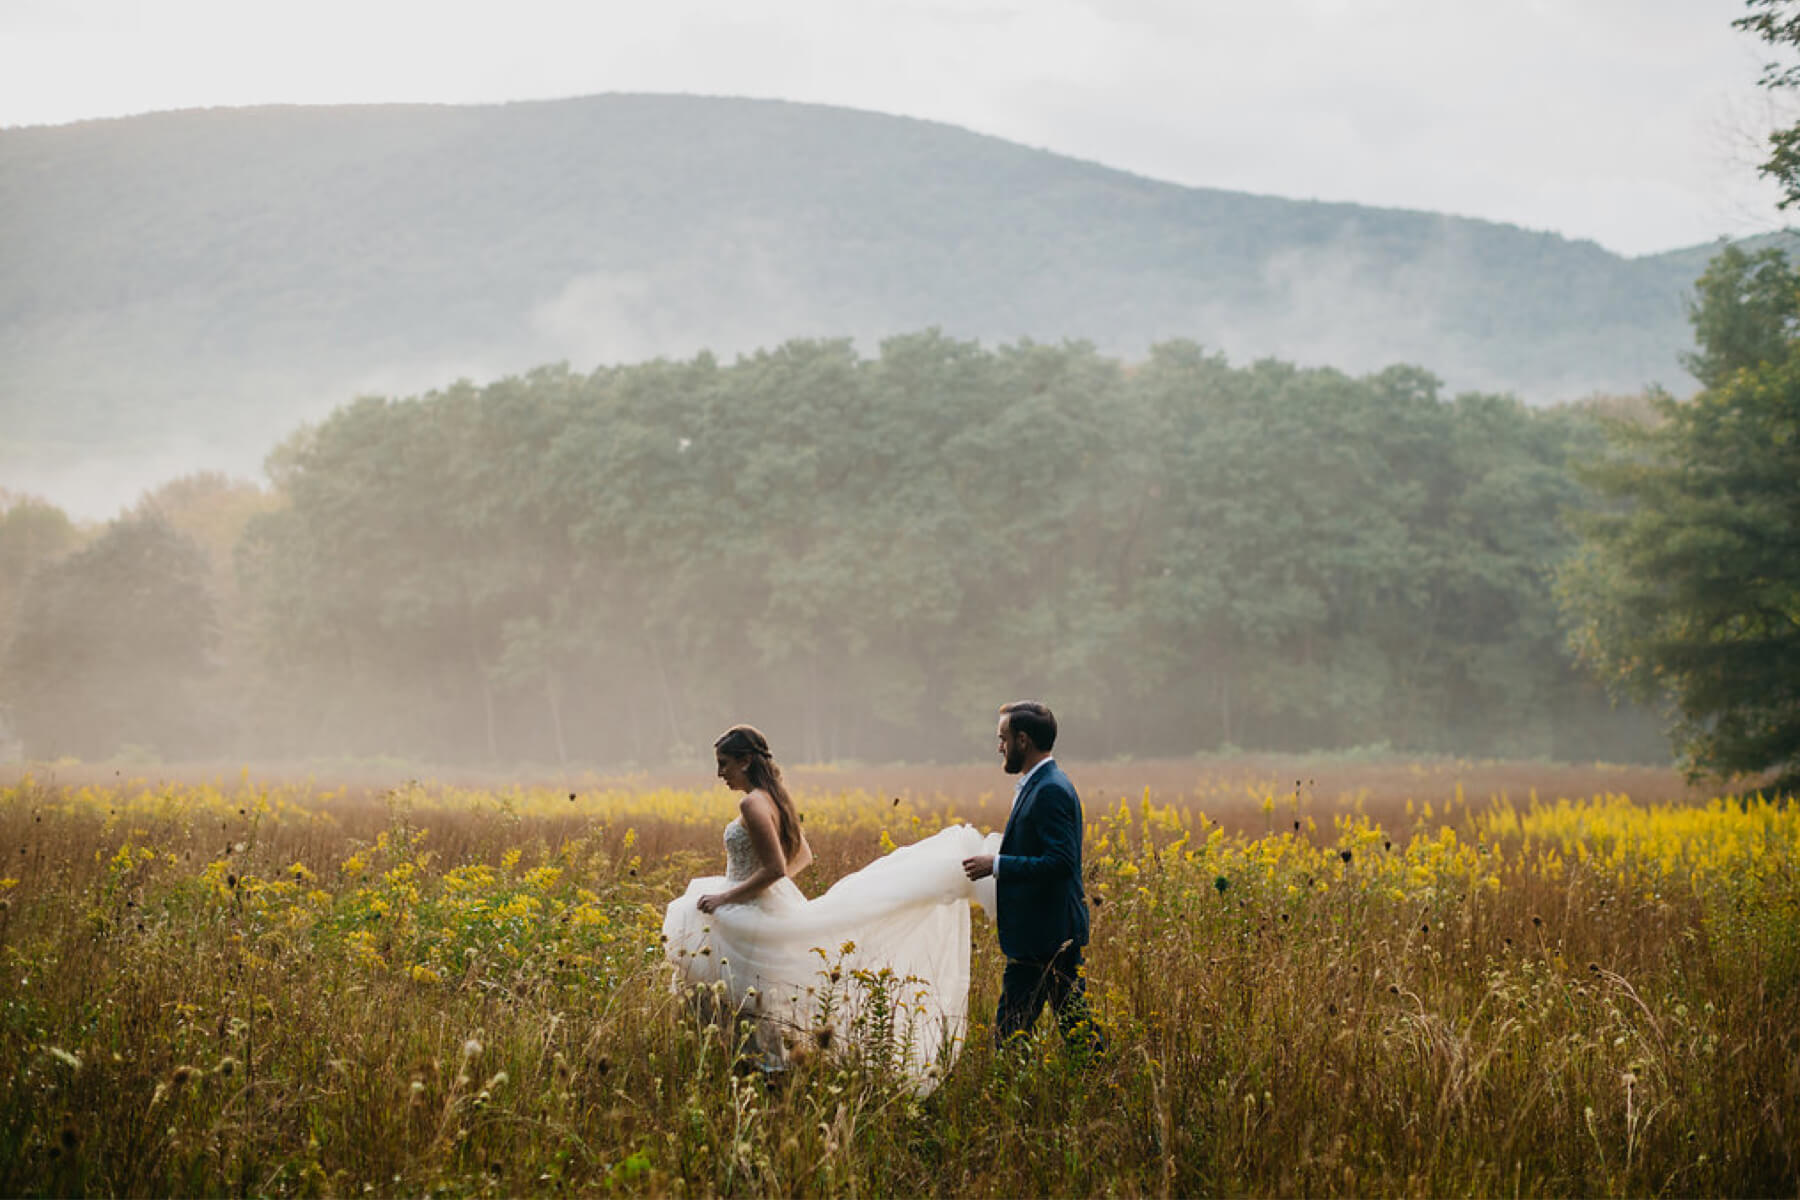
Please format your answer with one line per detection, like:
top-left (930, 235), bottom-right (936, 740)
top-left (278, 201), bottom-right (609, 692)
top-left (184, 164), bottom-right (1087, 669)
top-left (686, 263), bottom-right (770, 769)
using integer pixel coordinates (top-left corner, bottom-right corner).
top-left (1, 0), bottom-right (1794, 257)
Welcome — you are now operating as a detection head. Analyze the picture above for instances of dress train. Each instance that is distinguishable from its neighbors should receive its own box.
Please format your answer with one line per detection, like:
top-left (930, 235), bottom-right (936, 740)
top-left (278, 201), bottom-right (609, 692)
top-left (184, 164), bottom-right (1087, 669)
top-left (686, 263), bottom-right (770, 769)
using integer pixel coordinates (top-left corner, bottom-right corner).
top-left (662, 824), bottom-right (1000, 1090)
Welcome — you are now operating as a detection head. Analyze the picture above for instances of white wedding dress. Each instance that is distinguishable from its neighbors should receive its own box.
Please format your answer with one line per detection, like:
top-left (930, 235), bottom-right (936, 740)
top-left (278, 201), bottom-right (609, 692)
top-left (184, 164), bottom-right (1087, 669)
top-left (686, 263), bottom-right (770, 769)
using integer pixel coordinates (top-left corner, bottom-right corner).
top-left (663, 819), bottom-right (1001, 1091)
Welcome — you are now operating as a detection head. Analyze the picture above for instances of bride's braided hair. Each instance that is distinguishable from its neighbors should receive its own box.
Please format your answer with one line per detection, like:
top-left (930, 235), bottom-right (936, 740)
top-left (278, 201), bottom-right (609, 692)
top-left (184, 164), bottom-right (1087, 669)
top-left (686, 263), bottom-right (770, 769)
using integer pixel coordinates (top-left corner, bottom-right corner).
top-left (714, 724), bottom-right (803, 859)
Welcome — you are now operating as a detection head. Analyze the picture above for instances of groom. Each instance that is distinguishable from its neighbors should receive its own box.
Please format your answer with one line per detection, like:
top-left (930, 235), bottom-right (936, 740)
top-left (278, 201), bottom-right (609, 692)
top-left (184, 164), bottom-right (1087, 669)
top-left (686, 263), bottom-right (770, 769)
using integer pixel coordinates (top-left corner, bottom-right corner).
top-left (962, 701), bottom-right (1103, 1052)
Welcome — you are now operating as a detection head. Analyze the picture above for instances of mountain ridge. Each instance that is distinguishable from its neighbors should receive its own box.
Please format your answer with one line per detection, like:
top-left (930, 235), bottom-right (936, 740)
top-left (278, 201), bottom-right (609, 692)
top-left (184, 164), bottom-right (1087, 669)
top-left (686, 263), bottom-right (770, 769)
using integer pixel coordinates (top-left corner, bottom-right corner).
top-left (8, 93), bottom-right (1761, 261)
top-left (0, 92), bottom-right (1779, 514)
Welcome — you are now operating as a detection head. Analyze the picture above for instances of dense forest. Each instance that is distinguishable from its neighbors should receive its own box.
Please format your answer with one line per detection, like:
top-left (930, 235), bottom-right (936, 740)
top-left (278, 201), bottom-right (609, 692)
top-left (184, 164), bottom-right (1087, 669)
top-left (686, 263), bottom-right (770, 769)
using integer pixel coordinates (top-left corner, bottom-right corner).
top-left (0, 334), bottom-right (1665, 767)
top-left (5, 95), bottom-right (1788, 517)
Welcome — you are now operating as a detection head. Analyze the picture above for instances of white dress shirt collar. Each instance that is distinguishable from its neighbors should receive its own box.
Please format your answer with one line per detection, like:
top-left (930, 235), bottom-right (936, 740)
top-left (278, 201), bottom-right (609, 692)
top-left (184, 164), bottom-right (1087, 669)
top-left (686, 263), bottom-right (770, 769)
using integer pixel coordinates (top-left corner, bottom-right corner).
top-left (1011, 755), bottom-right (1055, 806)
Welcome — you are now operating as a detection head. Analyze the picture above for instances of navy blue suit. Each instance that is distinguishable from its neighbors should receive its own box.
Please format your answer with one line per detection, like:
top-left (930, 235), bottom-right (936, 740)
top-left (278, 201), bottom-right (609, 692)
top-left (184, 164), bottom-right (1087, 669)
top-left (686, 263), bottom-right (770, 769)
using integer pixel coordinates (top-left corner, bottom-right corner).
top-left (995, 760), bottom-right (1090, 960)
top-left (993, 760), bottom-right (1101, 1049)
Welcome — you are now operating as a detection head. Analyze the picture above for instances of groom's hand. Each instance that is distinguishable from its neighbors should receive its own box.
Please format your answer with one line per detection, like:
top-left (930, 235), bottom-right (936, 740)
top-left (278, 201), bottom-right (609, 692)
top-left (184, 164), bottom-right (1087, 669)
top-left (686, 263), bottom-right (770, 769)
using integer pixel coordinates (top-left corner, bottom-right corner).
top-left (962, 855), bottom-right (995, 881)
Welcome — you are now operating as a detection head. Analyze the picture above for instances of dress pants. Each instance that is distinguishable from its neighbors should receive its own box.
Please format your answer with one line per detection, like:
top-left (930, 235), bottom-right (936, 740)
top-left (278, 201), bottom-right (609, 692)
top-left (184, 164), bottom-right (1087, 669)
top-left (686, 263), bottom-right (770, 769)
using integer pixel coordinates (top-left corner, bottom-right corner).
top-left (994, 941), bottom-right (1104, 1052)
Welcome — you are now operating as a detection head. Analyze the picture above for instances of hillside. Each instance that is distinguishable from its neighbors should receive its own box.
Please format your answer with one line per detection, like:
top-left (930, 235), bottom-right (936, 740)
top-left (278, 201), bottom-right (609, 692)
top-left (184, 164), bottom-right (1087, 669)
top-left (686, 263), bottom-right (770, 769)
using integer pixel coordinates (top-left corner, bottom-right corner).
top-left (0, 93), bottom-right (1758, 512)
top-left (1639, 228), bottom-right (1800, 279)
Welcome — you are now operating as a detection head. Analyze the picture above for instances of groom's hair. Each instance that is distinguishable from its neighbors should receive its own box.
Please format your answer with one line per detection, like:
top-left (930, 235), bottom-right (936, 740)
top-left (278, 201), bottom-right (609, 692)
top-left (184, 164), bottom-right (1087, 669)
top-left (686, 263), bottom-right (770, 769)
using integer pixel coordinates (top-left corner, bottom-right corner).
top-left (999, 700), bottom-right (1057, 752)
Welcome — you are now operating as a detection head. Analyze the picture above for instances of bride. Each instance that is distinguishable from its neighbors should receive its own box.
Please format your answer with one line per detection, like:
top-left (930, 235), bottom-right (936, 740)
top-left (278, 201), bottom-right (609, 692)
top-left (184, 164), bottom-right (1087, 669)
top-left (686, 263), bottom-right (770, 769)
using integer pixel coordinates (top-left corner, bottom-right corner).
top-left (662, 725), bottom-right (996, 1089)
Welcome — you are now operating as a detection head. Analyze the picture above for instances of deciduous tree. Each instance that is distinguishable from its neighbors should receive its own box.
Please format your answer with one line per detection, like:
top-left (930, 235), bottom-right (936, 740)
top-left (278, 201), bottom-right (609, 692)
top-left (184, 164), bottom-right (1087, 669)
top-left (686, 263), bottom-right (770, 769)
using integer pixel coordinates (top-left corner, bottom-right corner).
top-left (1563, 248), bottom-right (1800, 789)
top-left (2, 512), bottom-right (216, 759)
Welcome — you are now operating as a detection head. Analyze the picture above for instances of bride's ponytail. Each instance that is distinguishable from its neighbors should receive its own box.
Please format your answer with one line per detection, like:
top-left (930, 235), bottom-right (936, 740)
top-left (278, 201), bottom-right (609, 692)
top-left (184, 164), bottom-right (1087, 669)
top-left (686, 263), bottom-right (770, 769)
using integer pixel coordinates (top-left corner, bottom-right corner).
top-left (714, 724), bottom-right (803, 860)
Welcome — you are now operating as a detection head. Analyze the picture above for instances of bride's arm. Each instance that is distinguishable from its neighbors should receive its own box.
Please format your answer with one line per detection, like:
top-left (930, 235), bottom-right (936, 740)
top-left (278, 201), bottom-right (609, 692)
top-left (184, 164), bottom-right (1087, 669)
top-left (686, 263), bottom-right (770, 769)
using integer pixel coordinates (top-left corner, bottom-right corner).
top-left (787, 832), bottom-right (813, 878)
top-left (698, 794), bottom-right (789, 909)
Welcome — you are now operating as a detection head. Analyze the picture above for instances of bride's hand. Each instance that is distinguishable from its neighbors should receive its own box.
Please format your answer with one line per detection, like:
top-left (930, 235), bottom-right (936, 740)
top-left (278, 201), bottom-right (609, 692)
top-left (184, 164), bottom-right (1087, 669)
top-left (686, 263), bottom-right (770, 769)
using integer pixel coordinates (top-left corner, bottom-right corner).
top-left (697, 893), bottom-right (725, 913)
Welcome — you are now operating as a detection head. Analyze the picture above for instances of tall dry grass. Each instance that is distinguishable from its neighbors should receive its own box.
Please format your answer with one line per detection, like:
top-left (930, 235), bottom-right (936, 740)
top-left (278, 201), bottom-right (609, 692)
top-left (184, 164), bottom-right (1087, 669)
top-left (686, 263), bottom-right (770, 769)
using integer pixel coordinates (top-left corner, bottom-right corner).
top-left (0, 763), bottom-right (1793, 1196)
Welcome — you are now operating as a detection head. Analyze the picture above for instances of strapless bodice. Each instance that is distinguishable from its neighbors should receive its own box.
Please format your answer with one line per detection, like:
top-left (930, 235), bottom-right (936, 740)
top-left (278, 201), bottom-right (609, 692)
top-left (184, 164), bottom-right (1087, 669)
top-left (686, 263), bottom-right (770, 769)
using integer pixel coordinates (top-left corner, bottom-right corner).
top-left (724, 817), bottom-right (761, 882)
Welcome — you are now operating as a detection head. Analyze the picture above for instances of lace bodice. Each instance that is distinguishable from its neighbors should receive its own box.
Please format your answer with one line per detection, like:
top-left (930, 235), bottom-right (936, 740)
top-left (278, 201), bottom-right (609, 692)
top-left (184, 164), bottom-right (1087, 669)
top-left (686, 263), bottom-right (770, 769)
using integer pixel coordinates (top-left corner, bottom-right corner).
top-left (724, 817), bottom-right (763, 882)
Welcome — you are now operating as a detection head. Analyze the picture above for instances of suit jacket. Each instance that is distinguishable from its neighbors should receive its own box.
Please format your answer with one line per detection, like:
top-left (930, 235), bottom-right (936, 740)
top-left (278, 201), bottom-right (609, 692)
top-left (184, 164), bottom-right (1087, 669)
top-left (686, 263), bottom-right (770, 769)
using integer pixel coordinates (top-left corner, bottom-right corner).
top-left (995, 759), bottom-right (1090, 961)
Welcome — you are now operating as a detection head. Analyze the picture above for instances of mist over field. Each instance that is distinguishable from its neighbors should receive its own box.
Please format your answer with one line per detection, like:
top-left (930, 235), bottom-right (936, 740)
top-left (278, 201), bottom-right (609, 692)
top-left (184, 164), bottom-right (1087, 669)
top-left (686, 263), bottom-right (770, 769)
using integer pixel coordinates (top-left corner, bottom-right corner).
top-left (0, 336), bottom-right (1670, 771)
top-left (5, 95), bottom-right (1793, 772)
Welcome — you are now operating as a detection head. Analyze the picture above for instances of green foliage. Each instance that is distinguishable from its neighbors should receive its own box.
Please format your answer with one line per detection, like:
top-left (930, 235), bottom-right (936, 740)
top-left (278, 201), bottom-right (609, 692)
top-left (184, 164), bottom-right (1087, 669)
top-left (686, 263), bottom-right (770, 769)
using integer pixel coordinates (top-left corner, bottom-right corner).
top-left (1682, 243), bottom-right (1800, 388)
top-left (0, 491), bottom-right (80, 655)
top-left (1, 512), bottom-right (217, 759)
top-left (224, 335), bottom-right (1656, 767)
top-left (1738, 0), bottom-right (1800, 207)
top-left (1562, 247), bottom-right (1800, 788)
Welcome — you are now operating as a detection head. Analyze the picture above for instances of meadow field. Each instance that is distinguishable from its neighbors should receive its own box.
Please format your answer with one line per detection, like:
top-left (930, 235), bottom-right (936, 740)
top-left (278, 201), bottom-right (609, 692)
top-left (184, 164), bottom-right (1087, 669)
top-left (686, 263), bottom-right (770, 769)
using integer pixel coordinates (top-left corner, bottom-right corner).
top-left (0, 759), bottom-right (1794, 1197)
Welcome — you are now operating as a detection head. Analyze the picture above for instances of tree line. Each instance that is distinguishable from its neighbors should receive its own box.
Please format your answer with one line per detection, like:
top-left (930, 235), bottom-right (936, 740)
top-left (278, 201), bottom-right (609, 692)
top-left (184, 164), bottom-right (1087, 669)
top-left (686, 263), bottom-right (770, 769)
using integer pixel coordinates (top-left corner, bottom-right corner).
top-left (0, 331), bottom-right (1672, 768)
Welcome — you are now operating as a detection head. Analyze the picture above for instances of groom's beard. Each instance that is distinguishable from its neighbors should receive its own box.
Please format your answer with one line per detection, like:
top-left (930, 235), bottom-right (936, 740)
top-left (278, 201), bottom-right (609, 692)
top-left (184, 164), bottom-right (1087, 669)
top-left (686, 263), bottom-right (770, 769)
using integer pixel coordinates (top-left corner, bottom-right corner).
top-left (1003, 746), bottom-right (1027, 774)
